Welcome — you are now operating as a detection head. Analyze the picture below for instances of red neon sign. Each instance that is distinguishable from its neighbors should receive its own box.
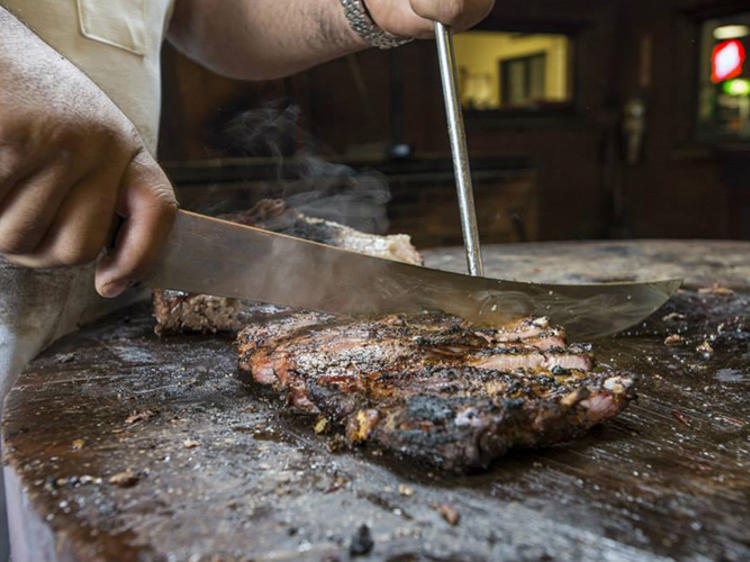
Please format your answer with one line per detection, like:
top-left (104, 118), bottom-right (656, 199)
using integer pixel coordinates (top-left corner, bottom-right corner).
top-left (712, 39), bottom-right (746, 83)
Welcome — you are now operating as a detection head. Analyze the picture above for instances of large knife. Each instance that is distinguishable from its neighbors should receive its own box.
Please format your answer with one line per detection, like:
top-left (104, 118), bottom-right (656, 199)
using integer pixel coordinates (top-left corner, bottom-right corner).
top-left (142, 210), bottom-right (680, 339)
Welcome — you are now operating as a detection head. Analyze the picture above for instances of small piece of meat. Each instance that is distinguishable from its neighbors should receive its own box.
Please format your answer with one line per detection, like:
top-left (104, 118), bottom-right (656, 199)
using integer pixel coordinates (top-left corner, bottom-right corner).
top-left (152, 290), bottom-right (292, 336)
top-left (153, 199), bottom-right (422, 335)
top-left (230, 199), bottom-right (424, 266)
top-left (237, 312), bottom-right (635, 471)
top-left (153, 290), bottom-right (251, 335)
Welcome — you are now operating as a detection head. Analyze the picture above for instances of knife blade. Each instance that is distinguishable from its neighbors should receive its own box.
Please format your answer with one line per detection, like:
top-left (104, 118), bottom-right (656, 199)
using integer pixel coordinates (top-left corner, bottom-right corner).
top-left (143, 210), bottom-right (681, 339)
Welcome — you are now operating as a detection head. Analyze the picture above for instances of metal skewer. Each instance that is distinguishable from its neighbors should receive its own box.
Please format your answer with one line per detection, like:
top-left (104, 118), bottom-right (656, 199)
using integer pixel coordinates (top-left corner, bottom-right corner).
top-left (434, 22), bottom-right (484, 277)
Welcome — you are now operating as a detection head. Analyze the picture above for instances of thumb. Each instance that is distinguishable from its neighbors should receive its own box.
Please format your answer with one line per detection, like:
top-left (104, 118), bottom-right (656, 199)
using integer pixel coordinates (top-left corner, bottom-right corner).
top-left (95, 150), bottom-right (177, 298)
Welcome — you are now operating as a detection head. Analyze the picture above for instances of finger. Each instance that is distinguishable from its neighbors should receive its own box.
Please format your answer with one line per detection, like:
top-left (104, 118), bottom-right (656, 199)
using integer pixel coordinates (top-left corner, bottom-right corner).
top-left (11, 166), bottom-right (119, 268)
top-left (0, 155), bottom-right (79, 255)
top-left (0, 143), bottom-right (27, 204)
top-left (368, 0), bottom-right (434, 38)
top-left (95, 150), bottom-right (177, 298)
top-left (408, 0), bottom-right (494, 31)
top-left (0, 129), bottom-right (43, 203)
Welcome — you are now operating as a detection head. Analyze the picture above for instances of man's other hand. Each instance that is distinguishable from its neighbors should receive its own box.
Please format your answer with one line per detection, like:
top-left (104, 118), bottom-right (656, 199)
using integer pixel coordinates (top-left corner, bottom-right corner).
top-left (0, 9), bottom-right (177, 298)
top-left (365, 0), bottom-right (495, 39)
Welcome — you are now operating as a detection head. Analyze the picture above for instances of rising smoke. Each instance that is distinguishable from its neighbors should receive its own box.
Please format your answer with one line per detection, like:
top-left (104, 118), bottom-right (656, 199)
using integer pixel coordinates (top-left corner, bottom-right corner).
top-left (218, 100), bottom-right (391, 235)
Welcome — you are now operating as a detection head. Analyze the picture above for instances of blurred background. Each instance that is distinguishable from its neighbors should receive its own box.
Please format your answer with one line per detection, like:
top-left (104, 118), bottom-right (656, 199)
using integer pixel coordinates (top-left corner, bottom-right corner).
top-left (157, 0), bottom-right (750, 247)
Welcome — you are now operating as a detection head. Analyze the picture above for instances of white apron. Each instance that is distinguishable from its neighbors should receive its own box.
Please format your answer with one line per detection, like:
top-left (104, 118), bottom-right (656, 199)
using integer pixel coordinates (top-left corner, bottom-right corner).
top-left (0, 0), bottom-right (175, 398)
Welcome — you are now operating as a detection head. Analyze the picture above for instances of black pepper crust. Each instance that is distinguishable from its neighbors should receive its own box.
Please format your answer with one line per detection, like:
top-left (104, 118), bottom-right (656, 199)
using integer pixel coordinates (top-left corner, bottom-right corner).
top-left (237, 311), bottom-right (636, 471)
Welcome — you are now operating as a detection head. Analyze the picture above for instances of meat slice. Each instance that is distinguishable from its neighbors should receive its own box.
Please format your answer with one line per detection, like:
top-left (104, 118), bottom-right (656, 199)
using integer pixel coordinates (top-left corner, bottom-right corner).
top-left (152, 291), bottom-right (268, 335)
top-left (227, 199), bottom-right (423, 266)
top-left (236, 312), bottom-right (635, 471)
top-left (153, 199), bottom-right (422, 335)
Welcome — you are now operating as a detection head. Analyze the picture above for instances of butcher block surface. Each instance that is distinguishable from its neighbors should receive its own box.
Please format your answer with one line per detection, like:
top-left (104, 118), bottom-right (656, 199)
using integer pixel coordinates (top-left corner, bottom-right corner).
top-left (3, 241), bottom-right (750, 561)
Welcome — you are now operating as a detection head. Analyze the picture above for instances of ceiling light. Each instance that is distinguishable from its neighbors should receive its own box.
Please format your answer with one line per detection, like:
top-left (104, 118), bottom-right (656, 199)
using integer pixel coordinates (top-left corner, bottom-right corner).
top-left (713, 25), bottom-right (750, 40)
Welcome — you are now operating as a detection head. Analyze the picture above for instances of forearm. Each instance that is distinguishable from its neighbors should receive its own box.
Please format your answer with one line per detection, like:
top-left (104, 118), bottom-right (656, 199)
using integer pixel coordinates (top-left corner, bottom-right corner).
top-left (0, 7), bottom-right (73, 105)
top-left (0, 7), bottom-right (134, 132)
top-left (167, 0), bottom-right (367, 81)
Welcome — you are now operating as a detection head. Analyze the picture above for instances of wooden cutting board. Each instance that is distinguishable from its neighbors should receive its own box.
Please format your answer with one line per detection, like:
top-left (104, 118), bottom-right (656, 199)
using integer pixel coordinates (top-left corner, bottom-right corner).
top-left (3, 240), bottom-right (749, 561)
top-left (423, 240), bottom-right (750, 289)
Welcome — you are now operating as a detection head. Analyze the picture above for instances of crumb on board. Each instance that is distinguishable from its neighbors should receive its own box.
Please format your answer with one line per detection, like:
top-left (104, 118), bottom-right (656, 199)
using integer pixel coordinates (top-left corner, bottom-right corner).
top-left (108, 469), bottom-right (140, 488)
top-left (125, 409), bottom-right (159, 425)
top-left (698, 284), bottom-right (734, 295)
top-left (314, 417), bottom-right (329, 434)
top-left (671, 410), bottom-right (693, 428)
top-left (696, 340), bottom-right (714, 357)
top-left (662, 312), bottom-right (687, 322)
top-left (183, 439), bottom-right (200, 449)
top-left (56, 353), bottom-right (76, 364)
top-left (398, 484), bottom-right (415, 497)
top-left (435, 503), bottom-right (461, 525)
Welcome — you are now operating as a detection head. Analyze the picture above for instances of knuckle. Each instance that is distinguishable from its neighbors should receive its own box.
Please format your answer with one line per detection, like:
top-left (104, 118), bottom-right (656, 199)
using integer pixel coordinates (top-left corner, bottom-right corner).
top-left (136, 166), bottom-right (178, 217)
top-left (53, 144), bottom-right (78, 167)
top-left (94, 123), bottom-right (125, 150)
top-left (51, 122), bottom-right (128, 162)
top-left (151, 187), bottom-right (178, 217)
top-left (441, 0), bottom-right (465, 23)
top-left (43, 125), bottom-right (85, 156)
top-left (95, 124), bottom-right (140, 162)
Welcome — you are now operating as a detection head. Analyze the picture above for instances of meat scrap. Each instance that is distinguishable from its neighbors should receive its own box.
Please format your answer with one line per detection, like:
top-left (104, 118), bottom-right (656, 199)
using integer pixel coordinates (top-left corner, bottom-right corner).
top-left (152, 291), bottom-right (253, 335)
top-left (125, 409), bottom-right (158, 425)
top-left (237, 311), bottom-right (636, 471)
top-left (436, 503), bottom-right (461, 525)
top-left (109, 469), bottom-right (141, 488)
top-left (664, 334), bottom-right (684, 346)
top-left (698, 284), bottom-right (734, 295)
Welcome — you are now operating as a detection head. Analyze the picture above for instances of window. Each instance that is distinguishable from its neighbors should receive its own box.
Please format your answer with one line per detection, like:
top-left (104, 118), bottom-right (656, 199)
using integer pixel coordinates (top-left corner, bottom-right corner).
top-left (697, 12), bottom-right (750, 140)
top-left (500, 53), bottom-right (546, 106)
top-left (453, 32), bottom-right (574, 111)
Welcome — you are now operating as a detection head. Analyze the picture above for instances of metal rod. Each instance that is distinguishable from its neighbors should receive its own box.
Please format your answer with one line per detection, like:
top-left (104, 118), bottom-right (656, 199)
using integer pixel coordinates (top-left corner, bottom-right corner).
top-left (434, 21), bottom-right (484, 277)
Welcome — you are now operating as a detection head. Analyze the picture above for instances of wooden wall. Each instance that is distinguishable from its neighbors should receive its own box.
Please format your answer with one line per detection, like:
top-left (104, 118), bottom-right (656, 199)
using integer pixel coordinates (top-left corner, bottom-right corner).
top-left (608, 0), bottom-right (748, 239)
top-left (157, 0), bottom-right (750, 243)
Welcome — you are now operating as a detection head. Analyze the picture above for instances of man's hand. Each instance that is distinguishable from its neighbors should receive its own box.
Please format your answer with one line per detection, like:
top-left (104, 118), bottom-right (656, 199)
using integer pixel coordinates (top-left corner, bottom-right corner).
top-left (0, 8), bottom-right (177, 298)
top-left (365, 0), bottom-right (495, 39)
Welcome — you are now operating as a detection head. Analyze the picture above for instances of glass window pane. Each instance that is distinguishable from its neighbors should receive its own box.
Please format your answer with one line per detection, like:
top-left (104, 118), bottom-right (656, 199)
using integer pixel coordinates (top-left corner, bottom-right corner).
top-left (454, 32), bottom-right (573, 110)
top-left (529, 54), bottom-right (546, 100)
top-left (508, 60), bottom-right (527, 105)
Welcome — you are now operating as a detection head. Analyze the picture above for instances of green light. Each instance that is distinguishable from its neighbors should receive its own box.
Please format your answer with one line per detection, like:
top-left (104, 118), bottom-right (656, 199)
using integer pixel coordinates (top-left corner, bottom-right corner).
top-left (723, 78), bottom-right (750, 96)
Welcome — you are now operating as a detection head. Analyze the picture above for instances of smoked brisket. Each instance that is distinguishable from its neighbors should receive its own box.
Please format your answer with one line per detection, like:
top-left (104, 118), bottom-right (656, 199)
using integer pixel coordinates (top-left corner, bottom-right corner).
top-left (237, 312), bottom-right (635, 471)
